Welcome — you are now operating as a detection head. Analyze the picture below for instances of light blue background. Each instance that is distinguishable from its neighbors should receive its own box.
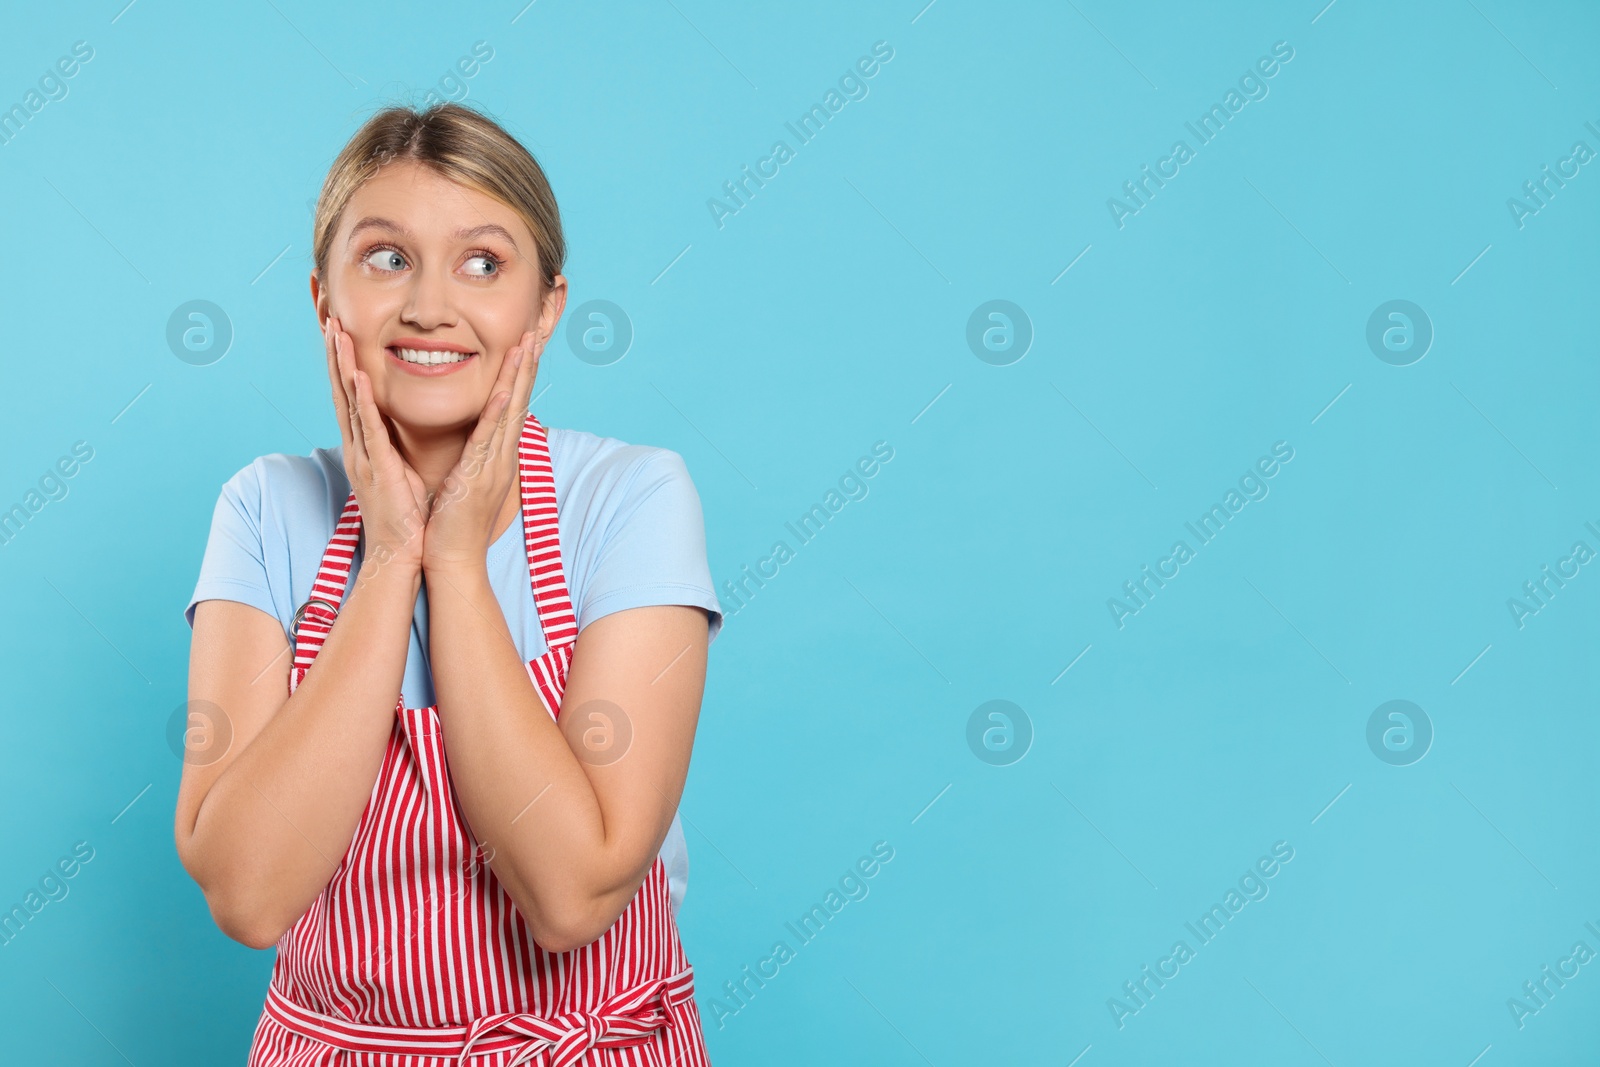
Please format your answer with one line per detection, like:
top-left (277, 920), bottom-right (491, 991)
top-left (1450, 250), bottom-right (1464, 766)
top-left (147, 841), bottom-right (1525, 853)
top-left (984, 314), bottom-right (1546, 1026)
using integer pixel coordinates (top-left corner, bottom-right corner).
top-left (1, 1), bottom-right (1597, 1063)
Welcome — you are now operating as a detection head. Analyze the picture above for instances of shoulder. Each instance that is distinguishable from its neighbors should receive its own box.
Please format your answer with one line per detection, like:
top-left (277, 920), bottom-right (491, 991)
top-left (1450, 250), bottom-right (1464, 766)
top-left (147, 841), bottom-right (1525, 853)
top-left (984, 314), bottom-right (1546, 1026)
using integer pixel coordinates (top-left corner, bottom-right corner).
top-left (188, 446), bottom-right (349, 631)
top-left (212, 446), bottom-right (348, 530)
top-left (543, 423), bottom-right (719, 639)
top-left (546, 425), bottom-right (701, 512)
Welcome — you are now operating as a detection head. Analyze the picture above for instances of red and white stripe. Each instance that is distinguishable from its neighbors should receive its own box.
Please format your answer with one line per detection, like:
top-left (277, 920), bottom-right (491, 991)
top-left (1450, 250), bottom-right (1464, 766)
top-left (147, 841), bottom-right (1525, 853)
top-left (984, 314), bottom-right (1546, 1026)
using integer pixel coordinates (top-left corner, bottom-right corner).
top-left (248, 415), bottom-right (712, 1067)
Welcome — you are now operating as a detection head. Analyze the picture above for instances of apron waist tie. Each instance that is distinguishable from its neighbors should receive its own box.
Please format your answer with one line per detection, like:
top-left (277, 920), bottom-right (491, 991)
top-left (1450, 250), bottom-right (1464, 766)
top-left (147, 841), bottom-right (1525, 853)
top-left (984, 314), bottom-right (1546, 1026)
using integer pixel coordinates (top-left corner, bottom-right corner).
top-left (263, 966), bottom-right (696, 1067)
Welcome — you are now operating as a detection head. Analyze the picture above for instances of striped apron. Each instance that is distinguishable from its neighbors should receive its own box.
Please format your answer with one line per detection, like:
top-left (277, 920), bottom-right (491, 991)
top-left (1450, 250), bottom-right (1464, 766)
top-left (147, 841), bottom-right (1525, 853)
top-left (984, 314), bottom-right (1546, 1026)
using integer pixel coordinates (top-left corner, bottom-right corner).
top-left (246, 414), bottom-right (713, 1067)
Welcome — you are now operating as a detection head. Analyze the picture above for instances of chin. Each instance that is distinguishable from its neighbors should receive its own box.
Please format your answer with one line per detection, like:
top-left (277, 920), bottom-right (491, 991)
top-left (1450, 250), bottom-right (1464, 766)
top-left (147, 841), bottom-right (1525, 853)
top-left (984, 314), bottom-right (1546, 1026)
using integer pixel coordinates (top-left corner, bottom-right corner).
top-left (382, 395), bottom-right (486, 435)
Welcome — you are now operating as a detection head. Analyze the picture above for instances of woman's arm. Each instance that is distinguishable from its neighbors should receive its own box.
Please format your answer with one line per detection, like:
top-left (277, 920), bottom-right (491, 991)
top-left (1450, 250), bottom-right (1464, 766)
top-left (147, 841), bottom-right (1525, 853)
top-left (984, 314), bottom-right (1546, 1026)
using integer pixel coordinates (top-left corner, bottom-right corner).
top-left (174, 316), bottom-right (433, 949)
top-left (175, 558), bottom-right (422, 948)
top-left (426, 567), bottom-right (708, 954)
top-left (417, 330), bottom-right (709, 953)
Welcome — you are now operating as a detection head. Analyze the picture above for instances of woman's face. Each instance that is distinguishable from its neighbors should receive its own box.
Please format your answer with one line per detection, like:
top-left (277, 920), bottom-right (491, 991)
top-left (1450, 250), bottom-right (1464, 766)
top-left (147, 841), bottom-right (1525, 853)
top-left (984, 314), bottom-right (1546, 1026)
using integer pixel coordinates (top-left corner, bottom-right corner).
top-left (311, 159), bottom-right (566, 435)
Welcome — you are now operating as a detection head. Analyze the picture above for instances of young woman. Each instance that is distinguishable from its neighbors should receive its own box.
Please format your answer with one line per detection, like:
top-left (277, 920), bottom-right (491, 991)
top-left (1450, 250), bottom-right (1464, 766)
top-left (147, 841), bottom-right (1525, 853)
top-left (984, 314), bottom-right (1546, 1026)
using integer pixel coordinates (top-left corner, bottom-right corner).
top-left (174, 102), bottom-right (721, 1066)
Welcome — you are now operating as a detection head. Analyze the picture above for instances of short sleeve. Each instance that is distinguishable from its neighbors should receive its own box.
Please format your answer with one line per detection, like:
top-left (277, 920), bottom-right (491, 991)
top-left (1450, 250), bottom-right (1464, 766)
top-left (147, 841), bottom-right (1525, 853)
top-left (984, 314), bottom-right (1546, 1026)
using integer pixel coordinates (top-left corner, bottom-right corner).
top-left (578, 449), bottom-right (723, 643)
top-left (184, 460), bottom-right (279, 630)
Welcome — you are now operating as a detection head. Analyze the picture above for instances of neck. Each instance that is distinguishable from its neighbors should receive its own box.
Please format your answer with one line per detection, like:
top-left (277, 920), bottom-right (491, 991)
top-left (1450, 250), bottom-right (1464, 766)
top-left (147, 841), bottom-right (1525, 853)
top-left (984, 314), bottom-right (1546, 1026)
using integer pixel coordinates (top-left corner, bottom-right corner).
top-left (391, 422), bottom-right (472, 499)
top-left (383, 418), bottom-right (524, 544)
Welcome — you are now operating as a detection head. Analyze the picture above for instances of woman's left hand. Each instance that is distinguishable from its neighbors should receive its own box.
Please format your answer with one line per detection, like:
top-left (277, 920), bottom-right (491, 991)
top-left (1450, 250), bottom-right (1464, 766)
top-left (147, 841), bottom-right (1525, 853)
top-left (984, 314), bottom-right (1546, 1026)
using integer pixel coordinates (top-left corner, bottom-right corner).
top-left (421, 330), bottom-right (542, 573)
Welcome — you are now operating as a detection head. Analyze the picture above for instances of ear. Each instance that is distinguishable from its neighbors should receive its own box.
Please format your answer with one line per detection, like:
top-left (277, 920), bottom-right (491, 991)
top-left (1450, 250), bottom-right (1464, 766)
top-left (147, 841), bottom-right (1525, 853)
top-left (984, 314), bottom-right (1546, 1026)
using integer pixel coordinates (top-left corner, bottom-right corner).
top-left (310, 269), bottom-right (329, 331)
top-left (537, 273), bottom-right (569, 345)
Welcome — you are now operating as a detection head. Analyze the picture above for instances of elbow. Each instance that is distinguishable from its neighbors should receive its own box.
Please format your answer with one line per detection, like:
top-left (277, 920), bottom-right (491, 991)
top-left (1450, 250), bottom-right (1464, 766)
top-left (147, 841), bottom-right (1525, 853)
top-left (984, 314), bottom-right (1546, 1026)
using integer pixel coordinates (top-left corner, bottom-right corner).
top-left (528, 902), bottom-right (609, 955)
top-left (206, 887), bottom-right (290, 950)
top-left (177, 837), bottom-right (283, 950)
top-left (220, 913), bottom-right (284, 952)
top-left (183, 854), bottom-right (289, 950)
top-left (522, 885), bottom-right (626, 955)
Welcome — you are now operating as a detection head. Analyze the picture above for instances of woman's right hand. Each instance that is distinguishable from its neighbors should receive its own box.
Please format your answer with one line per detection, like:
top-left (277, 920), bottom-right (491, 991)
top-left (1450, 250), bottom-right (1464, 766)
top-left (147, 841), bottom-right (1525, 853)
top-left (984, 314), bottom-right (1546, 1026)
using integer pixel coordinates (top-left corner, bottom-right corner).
top-left (325, 315), bottom-right (430, 571)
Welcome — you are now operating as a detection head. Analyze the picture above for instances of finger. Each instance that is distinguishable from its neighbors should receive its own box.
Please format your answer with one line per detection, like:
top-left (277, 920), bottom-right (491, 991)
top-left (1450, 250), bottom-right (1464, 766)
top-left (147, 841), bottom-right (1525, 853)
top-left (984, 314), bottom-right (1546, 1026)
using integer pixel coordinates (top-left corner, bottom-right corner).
top-left (436, 388), bottom-right (505, 517)
top-left (496, 335), bottom-right (537, 466)
top-left (354, 364), bottom-right (412, 476)
top-left (488, 334), bottom-right (532, 472)
top-left (323, 319), bottom-right (354, 455)
top-left (354, 367), bottom-right (398, 460)
top-left (334, 319), bottom-right (360, 427)
top-left (341, 336), bottom-right (372, 480)
top-left (336, 330), bottom-right (362, 454)
top-left (512, 329), bottom-right (540, 426)
top-left (494, 339), bottom-right (527, 431)
top-left (353, 369), bottom-right (387, 475)
top-left (490, 335), bottom-right (523, 412)
top-left (461, 380), bottom-right (511, 486)
top-left (326, 323), bottom-right (358, 482)
top-left (331, 320), bottom-right (359, 444)
top-left (477, 339), bottom-right (525, 470)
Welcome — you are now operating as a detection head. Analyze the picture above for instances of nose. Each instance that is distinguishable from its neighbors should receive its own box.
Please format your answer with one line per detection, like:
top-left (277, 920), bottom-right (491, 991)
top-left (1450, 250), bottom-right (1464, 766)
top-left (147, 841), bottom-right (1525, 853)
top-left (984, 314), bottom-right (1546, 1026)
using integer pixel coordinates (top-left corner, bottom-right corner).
top-left (399, 259), bottom-right (456, 330)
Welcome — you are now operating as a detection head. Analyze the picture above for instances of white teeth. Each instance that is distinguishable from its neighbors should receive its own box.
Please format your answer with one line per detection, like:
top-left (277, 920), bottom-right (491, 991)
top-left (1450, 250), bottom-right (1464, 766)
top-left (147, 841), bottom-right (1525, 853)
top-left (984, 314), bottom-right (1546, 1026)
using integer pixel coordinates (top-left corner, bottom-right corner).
top-left (393, 347), bottom-right (472, 366)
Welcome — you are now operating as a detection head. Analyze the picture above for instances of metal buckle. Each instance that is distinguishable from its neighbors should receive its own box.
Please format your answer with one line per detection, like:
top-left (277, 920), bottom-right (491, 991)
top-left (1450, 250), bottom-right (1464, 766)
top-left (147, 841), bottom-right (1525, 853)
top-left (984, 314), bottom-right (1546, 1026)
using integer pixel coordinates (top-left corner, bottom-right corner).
top-left (290, 596), bottom-right (342, 657)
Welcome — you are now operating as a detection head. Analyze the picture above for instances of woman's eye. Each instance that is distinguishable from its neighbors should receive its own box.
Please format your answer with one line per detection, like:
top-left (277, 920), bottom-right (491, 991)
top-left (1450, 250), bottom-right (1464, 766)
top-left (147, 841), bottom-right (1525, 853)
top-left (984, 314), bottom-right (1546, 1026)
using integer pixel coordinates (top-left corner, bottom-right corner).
top-left (464, 255), bottom-right (499, 277)
top-left (363, 248), bottom-right (407, 272)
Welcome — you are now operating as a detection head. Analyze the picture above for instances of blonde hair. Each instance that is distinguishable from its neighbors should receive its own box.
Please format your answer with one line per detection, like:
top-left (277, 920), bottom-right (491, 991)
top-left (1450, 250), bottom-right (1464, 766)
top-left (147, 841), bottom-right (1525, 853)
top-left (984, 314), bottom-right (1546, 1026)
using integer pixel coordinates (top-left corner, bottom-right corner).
top-left (312, 102), bottom-right (565, 289)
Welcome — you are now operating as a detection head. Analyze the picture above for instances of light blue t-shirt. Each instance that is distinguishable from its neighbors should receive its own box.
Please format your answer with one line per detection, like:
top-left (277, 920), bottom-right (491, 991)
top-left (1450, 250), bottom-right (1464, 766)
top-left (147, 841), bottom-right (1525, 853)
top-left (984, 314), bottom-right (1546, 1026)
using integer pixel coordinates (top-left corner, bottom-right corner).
top-left (184, 424), bottom-right (723, 915)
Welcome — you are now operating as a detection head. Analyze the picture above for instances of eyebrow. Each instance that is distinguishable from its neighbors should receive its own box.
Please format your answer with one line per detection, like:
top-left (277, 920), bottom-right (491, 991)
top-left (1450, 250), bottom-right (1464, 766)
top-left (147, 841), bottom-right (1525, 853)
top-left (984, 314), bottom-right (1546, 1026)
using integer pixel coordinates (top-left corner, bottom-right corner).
top-left (345, 215), bottom-right (521, 251)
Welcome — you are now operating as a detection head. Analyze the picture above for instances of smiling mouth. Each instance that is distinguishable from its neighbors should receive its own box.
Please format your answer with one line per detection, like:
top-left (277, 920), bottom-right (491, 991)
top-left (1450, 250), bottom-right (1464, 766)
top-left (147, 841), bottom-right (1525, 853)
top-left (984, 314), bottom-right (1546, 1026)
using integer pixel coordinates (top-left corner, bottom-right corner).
top-left (390, 346), bottom-right (476, 366)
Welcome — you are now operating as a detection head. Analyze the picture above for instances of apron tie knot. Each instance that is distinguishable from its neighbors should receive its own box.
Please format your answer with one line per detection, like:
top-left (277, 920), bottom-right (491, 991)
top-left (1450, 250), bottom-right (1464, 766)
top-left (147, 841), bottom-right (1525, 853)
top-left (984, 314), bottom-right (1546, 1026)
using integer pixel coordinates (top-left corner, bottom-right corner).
top-left (454, 966), bottom-right (696, 1066)
top-left (542, 1008), bottom-right (608, 1065)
